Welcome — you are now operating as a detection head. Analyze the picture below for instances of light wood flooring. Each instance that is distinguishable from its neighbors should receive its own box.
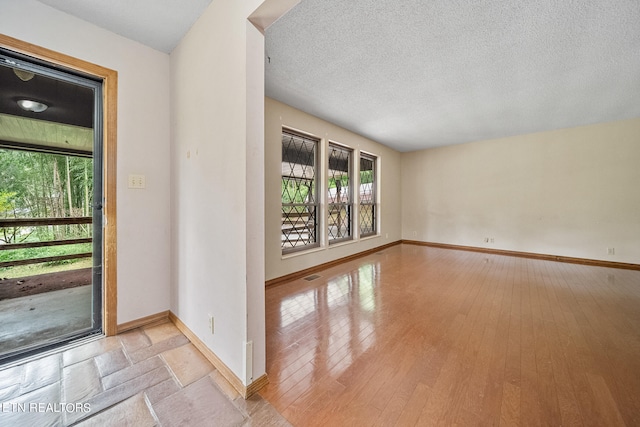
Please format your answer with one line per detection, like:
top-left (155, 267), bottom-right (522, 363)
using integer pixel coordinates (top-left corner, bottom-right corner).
top-left (260, 244), bottom-right (640, 426)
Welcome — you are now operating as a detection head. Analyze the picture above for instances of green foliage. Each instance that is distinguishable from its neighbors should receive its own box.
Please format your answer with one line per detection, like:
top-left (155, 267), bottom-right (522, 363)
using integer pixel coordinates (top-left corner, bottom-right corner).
top-left (0, 191), bottom-right (17, 214)
top-left (0, 149), bottom-right (93, 218)
top-left (0, 149), bottom-right (93, 242)
top-left (0, 243), bottom-right (92, 264)
top-left (360, 170), bottom-right (373, 184)
top-left (0, 149), bottom-right (94, 276)
top-left (0, 258), bottom-right (92, 279)
top-left (328, 175), bottom-right (349, 189)
top-left (281, 179), bottom-right (313, 204)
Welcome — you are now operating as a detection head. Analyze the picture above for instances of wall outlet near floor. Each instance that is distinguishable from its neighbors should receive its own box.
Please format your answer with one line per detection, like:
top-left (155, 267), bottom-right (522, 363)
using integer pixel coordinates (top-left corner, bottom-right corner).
top-left (208, 314), bottom-right (214, 334)
top-left (607, 247), bottom-right (615, 255)
top-left (490, 237), bottom-right (495, 243)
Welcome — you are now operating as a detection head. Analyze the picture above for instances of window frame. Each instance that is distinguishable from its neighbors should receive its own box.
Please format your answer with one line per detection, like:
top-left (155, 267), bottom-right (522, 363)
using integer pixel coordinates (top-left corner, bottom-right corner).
top-left (280, 128), bottom-right (320, 254)
top-left (327, 142), bottom-right (353, 245)
top-left (359, 153), bottom-right (377, 238)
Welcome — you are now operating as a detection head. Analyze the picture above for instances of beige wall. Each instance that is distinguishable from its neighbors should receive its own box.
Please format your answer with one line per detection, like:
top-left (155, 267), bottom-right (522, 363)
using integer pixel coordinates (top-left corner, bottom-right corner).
top-left (0, 1), bottom-right (172, 324)
top-left (170, 0), bottom-right (266, 386)
top-left (401, 118), bottom-right (640, 264)
top-left (265, 98), bottom-right (402, 281)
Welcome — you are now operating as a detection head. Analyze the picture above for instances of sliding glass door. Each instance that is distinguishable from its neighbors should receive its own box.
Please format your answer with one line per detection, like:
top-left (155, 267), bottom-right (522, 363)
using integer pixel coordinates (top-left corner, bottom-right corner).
top-left (0, 48), bottom-right (103, 363)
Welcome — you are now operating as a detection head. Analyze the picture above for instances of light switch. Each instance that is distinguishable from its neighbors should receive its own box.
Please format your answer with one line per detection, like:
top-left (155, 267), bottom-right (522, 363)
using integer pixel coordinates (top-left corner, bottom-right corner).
top-left (128, 174), bottom-right (146, 189)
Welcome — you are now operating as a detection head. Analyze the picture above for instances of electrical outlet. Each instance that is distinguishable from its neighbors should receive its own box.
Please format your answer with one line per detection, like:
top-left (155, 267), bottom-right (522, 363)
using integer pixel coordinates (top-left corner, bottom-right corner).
top-left (490, 237), bottom-right (495, 243)
top-left (208, 315), bottom-right (214, 334)
top-left (607, 247), bottom-right (615, 255)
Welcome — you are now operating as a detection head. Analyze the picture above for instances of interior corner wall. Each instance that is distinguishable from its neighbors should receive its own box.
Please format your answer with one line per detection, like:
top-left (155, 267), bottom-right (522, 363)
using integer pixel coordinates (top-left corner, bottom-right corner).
top-left (245, 19), bottom-right (266, 384)
top-left (0, 0), bottom-right (172, 324)
top-left (401, 117), bottom-right (640, 264)
top-left (265, 97), bottom-right (403, 281)
top-left (170, 0), bottom-right (265, 385)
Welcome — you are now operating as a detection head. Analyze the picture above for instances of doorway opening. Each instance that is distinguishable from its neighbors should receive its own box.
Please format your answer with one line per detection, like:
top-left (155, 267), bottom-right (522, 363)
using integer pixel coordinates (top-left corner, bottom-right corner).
top-left (0, 45), bottom-right (108, 363)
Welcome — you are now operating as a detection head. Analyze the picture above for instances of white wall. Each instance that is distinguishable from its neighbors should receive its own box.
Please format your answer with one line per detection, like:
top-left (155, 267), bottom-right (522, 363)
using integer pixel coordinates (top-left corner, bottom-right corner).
top-left (170, 0), bottom-right (266, 385)
top-left (0, 0), bottom-right (172, 323)
top-left (245, 19), bottom-right (266, 386)
top-left (265, 98), bottom-right (402, 281)
top-left (401, 118), bottom-right (640, 264)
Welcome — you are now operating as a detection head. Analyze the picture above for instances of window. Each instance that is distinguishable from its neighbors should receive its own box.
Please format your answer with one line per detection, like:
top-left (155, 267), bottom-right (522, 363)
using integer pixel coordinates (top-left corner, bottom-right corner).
top-left (281, 130), bottom-right (319, 253)
top-left (359, 153), bottom-right (376, 237)
top-left (328, 143), bottom-right (352, 243)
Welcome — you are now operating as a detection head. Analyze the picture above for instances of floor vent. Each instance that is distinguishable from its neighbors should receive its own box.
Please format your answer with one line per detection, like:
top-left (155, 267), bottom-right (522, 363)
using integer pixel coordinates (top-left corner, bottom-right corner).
top-left (304, 274), bottom-right (321, 281)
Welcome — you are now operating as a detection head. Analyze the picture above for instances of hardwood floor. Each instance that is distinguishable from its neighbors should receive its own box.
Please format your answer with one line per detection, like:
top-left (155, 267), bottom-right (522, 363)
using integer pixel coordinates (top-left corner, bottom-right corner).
top-left (260, 244), bottom-right (640, 426)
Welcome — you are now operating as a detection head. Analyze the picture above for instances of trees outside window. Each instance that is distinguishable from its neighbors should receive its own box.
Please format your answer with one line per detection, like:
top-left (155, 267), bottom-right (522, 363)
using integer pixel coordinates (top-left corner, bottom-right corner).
top-left (328, 143), bottom-right (352, 243)
top-left (281, 130), bottom-right (319, 253)
top-left (359, 154), bottom-right (376, 237)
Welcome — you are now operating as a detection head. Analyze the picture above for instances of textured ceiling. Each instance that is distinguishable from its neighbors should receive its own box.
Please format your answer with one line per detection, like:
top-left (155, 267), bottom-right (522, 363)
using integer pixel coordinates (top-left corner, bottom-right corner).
top-left (266, 0), bottom-right (640, 152)
top-left (37, 0), bottom-right (213, 53)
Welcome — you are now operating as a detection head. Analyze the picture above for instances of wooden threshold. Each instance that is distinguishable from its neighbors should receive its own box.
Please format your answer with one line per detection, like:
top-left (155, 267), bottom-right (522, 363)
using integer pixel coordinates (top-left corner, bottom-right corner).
top-left (116, 310), bottom-right (170, 334)
top-left (265, 240), bottom-right (402, 287)
top-left (402, 240), bottom-right (640, 271)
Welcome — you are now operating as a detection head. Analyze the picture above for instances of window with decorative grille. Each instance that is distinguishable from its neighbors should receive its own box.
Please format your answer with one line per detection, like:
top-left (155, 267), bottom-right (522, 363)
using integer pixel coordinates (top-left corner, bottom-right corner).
top-left (359, 154), bottom-right (376, 237)
top-left (328, 143), bottom-right (352, 243)
top-left (281, 129), bottom-right (319, 253)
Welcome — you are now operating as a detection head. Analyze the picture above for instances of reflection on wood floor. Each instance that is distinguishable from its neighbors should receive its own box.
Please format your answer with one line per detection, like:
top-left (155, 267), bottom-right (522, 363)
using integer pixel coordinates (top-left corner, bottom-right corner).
top-left (261, 244), bottom-right (640, 426)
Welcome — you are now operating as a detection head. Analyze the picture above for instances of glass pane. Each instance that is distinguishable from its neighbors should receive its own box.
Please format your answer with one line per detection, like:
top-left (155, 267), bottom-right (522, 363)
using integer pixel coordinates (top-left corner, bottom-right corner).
top-left (328, 204), bottom-right (351, 241)
top-left (281, 204), bottom-right (317, 250)
top-left (359, 204), bottom-right (375, 236)
top-left (359, 155), bottom-right (376, 236)
top-left (0, 56), bottom-right (100, 362)
top-left (328, 145), bottom-right (351, 242)
top-left (0, 63), bottom-right (94, 154)
top-left (281, 131), bottom-right (318, 251)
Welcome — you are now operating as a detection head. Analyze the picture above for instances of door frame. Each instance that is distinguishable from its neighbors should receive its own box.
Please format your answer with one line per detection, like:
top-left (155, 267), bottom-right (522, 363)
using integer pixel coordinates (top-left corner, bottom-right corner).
top-left (0, 33), bottom-right (118, 335)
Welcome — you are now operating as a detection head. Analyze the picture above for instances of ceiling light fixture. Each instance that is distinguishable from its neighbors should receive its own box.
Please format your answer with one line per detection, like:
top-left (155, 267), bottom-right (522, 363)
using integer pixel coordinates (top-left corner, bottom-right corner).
top-left (13, 68), bottom-right (35, 82)
top-left (17, 99), bottom-right (48, 113)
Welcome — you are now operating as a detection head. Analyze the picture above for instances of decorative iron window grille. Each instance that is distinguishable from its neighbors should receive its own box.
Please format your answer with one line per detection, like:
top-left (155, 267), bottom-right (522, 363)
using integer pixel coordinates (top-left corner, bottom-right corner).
top-left (281, 130), bottom-right (319, 253)
top-left (359, 154), bottom-right (376, 237)
top-left (328, 143), bottom-right (352, 243)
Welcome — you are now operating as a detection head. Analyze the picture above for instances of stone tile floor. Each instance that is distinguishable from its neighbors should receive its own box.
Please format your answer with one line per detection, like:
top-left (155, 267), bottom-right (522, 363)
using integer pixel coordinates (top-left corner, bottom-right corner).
top-left (0, 321), bottom-right (290, 426)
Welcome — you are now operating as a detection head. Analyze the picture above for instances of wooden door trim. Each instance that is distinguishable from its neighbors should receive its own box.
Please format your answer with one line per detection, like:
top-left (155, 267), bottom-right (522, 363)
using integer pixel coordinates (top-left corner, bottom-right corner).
top-left (0, 33), bottom-right (118, 335)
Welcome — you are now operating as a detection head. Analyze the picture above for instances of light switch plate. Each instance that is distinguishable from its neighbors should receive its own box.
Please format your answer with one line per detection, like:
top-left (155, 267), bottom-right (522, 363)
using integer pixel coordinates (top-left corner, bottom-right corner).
top-left (128, 174), bottom-right (146, 189)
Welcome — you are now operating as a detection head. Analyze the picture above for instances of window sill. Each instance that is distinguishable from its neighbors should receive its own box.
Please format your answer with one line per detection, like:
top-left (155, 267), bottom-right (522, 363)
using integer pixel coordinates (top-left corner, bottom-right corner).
top-left (328, 238), bottom-right (358, 249)
top-left (281, 245), bottom-right (326, 260)
top-left (359, 234), bottom-right (381, 242)
top-left (281, 234), bottom-right (381, 260)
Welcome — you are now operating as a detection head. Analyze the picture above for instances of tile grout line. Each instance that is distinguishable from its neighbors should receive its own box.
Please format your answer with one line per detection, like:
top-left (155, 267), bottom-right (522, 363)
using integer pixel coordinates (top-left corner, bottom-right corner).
top-left (157, 352), bottom-right (184, 389)
top-left (143, 391), bottom-right (163, 427)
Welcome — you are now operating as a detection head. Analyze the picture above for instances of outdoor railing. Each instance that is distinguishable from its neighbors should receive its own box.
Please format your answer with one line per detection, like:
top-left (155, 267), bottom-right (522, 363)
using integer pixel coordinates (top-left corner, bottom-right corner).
top-left (0, 217), bottom-right (92, 268)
